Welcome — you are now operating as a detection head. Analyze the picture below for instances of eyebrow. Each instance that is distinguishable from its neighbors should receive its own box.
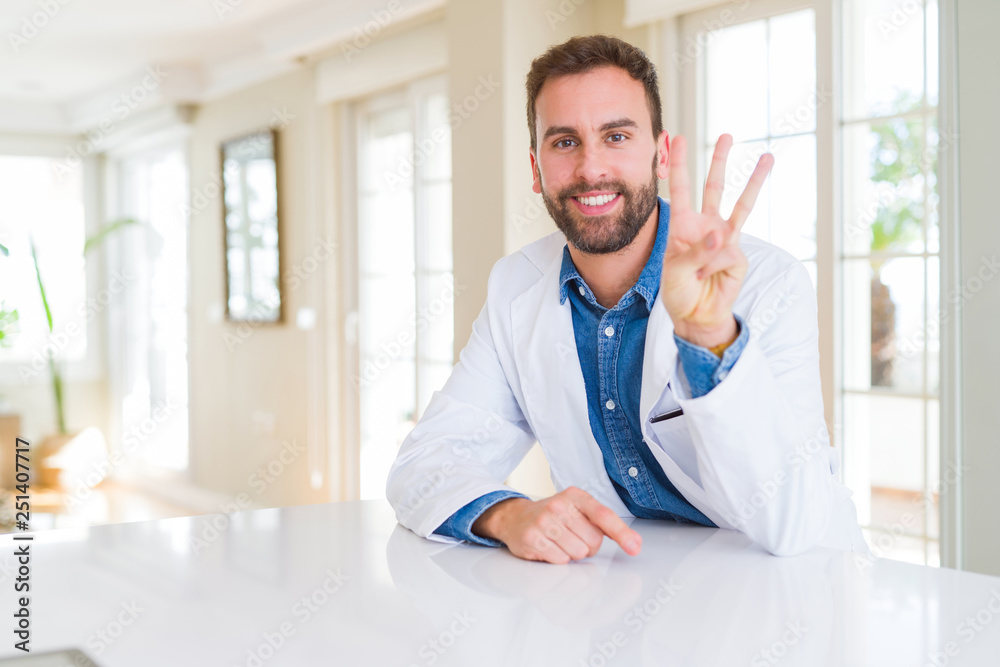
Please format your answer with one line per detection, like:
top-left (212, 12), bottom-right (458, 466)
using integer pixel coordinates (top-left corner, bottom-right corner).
top-left (542, 118), bottom-right (640, 141)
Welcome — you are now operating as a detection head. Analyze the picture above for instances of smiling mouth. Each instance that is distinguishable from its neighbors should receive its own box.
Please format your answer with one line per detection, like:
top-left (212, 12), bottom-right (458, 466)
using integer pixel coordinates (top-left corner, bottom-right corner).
top-left (572, 192), bottom-right (620, 207)
top-left (569, 192), bottom-right (621, 215)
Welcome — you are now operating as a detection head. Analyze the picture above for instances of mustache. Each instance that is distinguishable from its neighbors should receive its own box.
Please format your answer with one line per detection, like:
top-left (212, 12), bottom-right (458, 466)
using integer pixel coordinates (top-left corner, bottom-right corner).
top-left (557, 182), bottom-right (627, 199)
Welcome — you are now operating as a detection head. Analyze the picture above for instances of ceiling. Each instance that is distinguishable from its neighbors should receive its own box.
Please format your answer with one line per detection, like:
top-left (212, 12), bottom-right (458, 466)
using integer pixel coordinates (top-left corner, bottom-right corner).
top-left (0, 0), bottom-right (441, 133)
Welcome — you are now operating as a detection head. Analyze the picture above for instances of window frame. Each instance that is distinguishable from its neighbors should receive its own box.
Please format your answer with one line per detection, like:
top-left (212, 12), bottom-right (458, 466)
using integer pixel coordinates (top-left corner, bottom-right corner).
top-left (673, 0), bottom-right (957, 565)
top-left (342, 72), bottom-right (453, 501)
top-left (101, 133), bottom-right (193, 485)
top-left (837, 0), bottom-right (943, 566)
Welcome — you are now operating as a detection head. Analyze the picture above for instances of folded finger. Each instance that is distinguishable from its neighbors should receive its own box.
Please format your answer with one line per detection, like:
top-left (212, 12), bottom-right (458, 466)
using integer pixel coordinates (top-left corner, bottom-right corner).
top-left (695, 244), bottom-right (747, 281)
top-left (667, 228), bottom-right (726, 277)
top-left (522, 530), bottom-right (573, 565)
top-left (561, 506), bottom-right (606, 557)
top-left (544, 518), bottom-right (594, 561)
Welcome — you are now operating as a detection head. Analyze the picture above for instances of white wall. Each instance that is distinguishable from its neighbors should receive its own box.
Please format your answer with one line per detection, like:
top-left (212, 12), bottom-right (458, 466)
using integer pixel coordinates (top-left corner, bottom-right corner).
top-left (954, 0), bottom-right (1000, 576)
top-left (186, 67), bottom-right (333, 509)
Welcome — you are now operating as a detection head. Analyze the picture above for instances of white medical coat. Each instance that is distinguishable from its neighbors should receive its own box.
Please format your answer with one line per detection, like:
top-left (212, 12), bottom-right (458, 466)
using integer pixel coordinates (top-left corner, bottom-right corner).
top-left (386, 229), bottom-right (868, 556)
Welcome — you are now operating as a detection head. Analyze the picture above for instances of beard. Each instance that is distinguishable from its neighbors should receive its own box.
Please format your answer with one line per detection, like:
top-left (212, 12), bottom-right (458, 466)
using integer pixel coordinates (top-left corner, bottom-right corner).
top-left (539, 156), bottom-right (659, 255)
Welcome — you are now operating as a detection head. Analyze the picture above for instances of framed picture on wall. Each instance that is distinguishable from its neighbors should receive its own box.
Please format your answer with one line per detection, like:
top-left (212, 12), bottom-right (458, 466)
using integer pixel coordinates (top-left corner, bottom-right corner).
top-left (220, 129), bottom-right (282, 324)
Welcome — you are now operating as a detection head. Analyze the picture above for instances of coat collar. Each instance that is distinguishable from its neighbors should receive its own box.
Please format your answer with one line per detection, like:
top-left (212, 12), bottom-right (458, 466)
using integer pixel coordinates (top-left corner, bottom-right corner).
top-left (557, 197), bottom-right (671, 313)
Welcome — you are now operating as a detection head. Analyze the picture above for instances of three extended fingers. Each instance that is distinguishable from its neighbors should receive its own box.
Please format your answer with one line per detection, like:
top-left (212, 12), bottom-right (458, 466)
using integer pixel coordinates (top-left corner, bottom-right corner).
top-left (669, 133), bottom-right (774, 237)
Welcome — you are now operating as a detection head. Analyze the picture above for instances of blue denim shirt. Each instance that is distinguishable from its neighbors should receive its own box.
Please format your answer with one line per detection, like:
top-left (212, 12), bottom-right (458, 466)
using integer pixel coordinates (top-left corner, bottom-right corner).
top-left (434, 197), bottom-right (749, 546)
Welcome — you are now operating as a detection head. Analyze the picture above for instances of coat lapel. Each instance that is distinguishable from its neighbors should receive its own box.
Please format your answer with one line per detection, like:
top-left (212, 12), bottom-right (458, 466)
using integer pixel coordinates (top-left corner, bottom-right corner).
top-left (509, 248), bottom-right (631, 516)
top-left (639, 296), bottom-right (734, 528)
top-left (639, 296), bottom-right (679, 422)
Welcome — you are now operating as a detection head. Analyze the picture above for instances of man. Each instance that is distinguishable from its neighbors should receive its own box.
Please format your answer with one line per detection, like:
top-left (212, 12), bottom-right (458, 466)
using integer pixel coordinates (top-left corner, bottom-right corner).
top-left (386, 35), bottom-right (866, 563)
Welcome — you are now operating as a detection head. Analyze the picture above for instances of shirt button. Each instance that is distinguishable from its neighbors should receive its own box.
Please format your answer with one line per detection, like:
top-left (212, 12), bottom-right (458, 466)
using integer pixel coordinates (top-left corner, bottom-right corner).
top-left (578, 285), bottom-right (586, 296)
top-left (718, 369), bottom-right (729, 381)
top-left (628, 466), bottom-right (639, 478)
top-left (605, 399), bottom-right (615, 410)
top-left (604, 326), bottom-right (615, 337)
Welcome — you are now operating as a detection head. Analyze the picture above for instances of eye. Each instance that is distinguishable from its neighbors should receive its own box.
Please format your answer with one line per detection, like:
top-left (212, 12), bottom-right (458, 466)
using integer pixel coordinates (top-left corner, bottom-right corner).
top-left (554, 138), bottom-right (577, 149)
top-left (607, 133), bottom-right (626, 143)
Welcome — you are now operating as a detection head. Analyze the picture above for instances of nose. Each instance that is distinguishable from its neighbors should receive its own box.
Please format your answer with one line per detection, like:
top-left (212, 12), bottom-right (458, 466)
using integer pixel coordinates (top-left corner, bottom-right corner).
top-left (573, 141), bottom-right (608, 186)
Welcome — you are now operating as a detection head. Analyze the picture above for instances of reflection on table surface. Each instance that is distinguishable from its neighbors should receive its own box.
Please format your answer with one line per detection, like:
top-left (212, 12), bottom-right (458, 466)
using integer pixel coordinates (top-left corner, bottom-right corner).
top-left (1, 500), bottom-right (997, 666)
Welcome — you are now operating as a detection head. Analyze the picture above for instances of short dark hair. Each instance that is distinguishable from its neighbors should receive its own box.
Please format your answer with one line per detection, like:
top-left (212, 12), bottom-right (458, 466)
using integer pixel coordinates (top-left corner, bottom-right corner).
top-left (525, 34), bottom-right (663, 151)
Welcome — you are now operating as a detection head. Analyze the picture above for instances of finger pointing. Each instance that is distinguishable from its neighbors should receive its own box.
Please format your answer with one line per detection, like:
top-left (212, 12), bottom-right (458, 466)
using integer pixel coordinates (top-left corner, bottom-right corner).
top-left (577, 495), bottom-right (641, 556)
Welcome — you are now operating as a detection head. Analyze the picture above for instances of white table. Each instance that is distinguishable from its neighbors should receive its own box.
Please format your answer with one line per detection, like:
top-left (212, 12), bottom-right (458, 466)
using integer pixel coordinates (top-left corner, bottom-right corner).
top-left (0, 500), bottom-right (998, 666)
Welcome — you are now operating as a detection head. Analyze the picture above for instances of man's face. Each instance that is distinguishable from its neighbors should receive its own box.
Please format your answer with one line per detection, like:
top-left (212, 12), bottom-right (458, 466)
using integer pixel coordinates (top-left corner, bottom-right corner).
top-left (530, 66), bottom-right (669, 255)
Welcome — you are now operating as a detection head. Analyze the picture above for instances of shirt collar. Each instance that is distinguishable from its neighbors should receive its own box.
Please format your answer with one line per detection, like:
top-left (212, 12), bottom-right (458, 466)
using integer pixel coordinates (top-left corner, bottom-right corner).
top-left (558, 196), bottom-right (670, 312)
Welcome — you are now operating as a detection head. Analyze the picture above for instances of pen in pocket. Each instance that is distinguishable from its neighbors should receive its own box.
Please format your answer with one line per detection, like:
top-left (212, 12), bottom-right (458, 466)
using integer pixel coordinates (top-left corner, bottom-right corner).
top-left (649, 407), bottom-right (683, 423)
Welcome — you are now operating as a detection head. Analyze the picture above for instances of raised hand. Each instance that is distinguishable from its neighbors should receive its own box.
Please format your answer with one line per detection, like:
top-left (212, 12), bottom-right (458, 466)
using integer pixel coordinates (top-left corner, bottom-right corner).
top-left (660, 134), bottom-right (774, 348)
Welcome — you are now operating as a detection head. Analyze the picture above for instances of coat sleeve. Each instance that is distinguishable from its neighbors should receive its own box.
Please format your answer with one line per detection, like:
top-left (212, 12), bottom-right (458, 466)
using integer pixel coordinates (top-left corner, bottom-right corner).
top-left (385, 264), bottom-right (538, 541)
top-left (658, 260), bottom-right (838, 556)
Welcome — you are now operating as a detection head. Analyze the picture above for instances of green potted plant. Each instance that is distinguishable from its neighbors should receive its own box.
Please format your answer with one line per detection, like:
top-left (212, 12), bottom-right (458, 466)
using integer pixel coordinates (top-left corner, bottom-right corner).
top-left (0, 242), bottom-right (17, 352)
top-left (30, 219), bottom-right (137, 487)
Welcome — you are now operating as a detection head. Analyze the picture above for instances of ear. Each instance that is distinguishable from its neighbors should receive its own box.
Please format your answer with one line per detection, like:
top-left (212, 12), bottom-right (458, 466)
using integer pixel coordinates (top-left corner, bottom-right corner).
top-left (529, 149), bottom-right (542, 194)
top-left (655, 129), bottom-right (670, 180)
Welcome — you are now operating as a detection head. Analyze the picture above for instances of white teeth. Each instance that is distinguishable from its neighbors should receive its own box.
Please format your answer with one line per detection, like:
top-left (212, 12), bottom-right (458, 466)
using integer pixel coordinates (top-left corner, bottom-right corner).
top-left (576, 193), bottom-right (617, 207)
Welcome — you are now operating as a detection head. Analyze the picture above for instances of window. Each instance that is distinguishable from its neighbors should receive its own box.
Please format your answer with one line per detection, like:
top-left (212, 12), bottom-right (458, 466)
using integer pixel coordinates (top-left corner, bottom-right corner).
top-left (111, 147), bottom-right (190, 472)
top-left (353, 77), bottom-right (454, 499)
top-left (0, 156), bottom-right (87, 369)
top-left (680, 0), bottom-right (941, 565)
top-left (700, 7), bottom-right (819, 288)
top-left (840, 0), bottom-right (940, 565)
